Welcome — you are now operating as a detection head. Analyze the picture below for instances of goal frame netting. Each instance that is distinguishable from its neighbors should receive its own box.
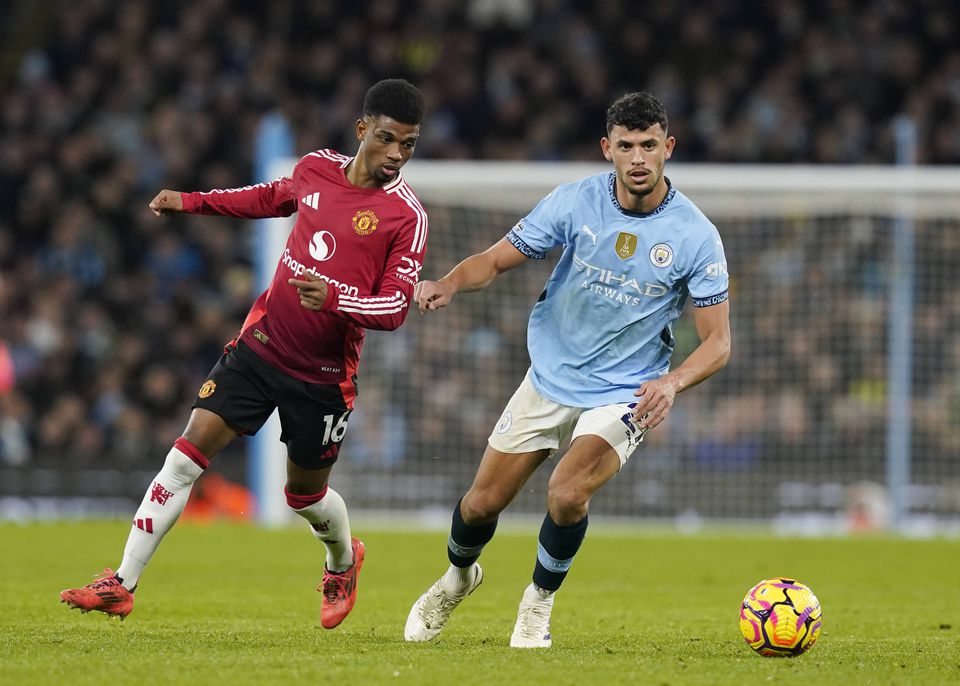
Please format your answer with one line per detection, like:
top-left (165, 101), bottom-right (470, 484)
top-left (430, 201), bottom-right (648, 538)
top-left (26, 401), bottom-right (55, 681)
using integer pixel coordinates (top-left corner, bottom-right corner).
top-left (250, 160), bottom-right (960, 531)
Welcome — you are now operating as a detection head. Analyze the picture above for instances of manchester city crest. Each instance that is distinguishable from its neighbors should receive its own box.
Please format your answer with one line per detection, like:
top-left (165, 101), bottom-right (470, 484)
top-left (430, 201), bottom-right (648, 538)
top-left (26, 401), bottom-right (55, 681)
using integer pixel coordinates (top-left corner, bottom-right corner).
top-left (649, 242), bottom-right (674, 267)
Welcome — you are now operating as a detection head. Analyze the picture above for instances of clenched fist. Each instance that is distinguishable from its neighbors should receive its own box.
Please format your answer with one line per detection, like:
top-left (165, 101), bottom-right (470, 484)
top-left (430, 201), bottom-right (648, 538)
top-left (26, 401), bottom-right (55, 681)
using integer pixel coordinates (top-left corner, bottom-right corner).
top-left (148, 190), bottom-right (184, 216)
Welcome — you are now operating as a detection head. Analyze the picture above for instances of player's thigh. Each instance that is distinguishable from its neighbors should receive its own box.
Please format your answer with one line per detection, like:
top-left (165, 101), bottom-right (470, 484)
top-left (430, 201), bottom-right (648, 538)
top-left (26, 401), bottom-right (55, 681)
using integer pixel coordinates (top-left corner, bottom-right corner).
top-left (463, 371), bottom-right (580, 519)
top-left (463, 443), bottom-right (550, 520)
top-left (549, 434), bottom-right (621, 503)
top-left (276, 380), bottom-right (351, 470)
top-left (190, 344), bottom-right (279, 455)
top-left (181, 408), bottom-right (241, 458)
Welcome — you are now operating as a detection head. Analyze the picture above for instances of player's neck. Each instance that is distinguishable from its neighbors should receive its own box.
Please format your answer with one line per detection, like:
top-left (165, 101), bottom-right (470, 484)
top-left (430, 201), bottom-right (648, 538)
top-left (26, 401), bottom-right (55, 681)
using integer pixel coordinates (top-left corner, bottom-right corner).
top-left (344, 155), bottom-right (382, 189)
top-left (617, 177), bottom-right (668, 214)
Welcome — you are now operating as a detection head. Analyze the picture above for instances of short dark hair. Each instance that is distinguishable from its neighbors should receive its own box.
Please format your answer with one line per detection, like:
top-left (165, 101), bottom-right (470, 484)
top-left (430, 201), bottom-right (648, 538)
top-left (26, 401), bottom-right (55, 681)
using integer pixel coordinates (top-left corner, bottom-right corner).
top-left (363, 79), bottom-right (425, 126)
top-left (606, 92), bottom-right (668, 135)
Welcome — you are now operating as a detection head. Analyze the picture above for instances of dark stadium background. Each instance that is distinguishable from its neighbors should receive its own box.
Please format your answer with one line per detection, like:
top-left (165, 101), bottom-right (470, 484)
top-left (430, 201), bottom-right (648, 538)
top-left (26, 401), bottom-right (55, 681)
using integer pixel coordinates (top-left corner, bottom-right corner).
top-left (2, 0), bottom-right (959, 526)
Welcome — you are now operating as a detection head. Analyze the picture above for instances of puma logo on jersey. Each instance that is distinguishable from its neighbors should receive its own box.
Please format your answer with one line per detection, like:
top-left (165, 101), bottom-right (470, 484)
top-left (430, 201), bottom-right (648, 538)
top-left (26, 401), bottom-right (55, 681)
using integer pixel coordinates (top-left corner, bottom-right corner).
top-left (580, 224), bottom-right (599, 245)
top-left (301, 192), bottom-right (320, 209)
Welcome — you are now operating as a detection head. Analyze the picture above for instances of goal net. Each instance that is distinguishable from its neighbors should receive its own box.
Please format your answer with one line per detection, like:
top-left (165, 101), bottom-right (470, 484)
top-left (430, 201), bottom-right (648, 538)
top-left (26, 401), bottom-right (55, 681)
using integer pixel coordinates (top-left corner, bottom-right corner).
top-left (260, 161), bottom-right (960, 533)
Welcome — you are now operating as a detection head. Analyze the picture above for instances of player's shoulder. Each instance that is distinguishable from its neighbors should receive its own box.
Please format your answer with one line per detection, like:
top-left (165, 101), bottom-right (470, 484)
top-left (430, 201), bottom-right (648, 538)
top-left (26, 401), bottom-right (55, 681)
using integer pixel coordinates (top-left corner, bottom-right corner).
top-left (666, 187), bottom-right (718, 234)
top-left (535, 172), bottom-right (608, 212)
top-left (386, 174), bottom-right (424, 202)
top-left (382, 174), bottom-right (425, 209)
top-left (379, 176), bottom-right (428, 251)
top-left (555, 171), bottom-right (609, 198)
top-left (296, 148), bottom-right (353, 174)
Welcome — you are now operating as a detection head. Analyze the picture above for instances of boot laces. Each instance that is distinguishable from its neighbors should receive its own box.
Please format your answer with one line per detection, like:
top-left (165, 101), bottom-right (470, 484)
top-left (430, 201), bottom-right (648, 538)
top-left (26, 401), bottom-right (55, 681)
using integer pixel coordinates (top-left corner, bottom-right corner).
top-left (323, 573), bottom-right (349, 603)
top-left (88, 570), bottom-right (121, 591)
top-left (517, 599), bottom-right (551, 638)
top-left (418, 585), bottom-right (465, 626)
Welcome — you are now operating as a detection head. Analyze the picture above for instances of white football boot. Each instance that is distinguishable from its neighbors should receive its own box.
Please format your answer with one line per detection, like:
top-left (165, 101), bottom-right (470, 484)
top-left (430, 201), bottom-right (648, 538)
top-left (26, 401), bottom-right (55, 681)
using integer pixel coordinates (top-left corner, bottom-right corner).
top-left (509, 583), bottom-right (554, 648)
top-left (404, 564), bottom-right (483, 642)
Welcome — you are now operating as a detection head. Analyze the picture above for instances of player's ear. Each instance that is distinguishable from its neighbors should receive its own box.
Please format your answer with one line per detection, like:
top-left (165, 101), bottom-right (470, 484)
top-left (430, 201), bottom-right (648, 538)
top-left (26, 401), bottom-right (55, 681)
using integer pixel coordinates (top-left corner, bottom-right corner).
top-left (664, 135), bottom-right (676, 160)
top-left (600, 137), bottom-right (613, 161)
top-left (355, 117), bottom-right (367, 141)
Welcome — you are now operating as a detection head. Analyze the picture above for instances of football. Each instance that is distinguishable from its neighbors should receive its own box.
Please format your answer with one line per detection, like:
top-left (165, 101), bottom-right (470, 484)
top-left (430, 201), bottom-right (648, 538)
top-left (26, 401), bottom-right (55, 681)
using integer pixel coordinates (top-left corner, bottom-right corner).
top-left (738, 577), bottom-right (822, 656)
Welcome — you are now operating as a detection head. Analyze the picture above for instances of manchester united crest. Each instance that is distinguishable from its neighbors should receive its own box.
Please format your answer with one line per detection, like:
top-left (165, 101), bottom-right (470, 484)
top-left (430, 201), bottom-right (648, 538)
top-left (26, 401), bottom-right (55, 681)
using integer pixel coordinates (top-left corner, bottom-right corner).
top-left (198, 380), bottom-right (216, 399)
top-left (352, 209), bottom-right (379, 236)
top-left (615, 232), bottom-right (638, 260)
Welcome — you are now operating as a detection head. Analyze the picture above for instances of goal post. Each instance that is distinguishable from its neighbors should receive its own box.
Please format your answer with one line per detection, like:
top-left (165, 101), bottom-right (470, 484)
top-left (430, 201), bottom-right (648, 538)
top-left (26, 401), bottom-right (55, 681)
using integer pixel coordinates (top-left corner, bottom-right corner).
top-left (251, 160), bottom-right (960, 533)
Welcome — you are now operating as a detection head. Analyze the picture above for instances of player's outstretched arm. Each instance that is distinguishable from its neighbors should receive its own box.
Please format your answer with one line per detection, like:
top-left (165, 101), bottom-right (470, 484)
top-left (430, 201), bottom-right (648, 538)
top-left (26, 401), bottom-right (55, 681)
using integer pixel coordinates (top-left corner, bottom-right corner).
top-left (415, 238), bottom-right (528, 313)
top-left (632, 299), bottom-right (731, 429)
top-left (148, 190), bottom-right (184, 217)
top-left (158, 177), bottom-right (297, 219)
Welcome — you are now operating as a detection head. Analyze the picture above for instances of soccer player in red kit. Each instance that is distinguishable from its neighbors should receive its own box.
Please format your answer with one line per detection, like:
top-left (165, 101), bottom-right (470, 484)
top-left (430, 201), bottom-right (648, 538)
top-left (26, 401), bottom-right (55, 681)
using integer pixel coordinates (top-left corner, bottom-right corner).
top-left (59, 79), bottom-right (428, 628)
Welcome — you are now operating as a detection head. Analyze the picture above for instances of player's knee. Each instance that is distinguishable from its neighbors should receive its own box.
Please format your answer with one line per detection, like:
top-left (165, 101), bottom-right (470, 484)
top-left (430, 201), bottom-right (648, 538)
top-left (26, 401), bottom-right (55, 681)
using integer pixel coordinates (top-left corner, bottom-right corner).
top-left (284, 478), bottom-right (328, 498)
top-left (460, 490), bottom-right (507, 524)
top-left (546, 481), bottom-right (589, 523)
top-left (165, 437), bottom-right (209, 485)
top-left (284, 460), bottom-right (331, 497)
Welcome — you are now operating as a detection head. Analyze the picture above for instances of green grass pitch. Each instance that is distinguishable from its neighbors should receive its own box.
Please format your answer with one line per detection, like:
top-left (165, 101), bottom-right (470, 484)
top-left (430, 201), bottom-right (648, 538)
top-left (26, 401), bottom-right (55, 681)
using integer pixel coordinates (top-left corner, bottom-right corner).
top-left (2, 520), bottom-right (958, 685)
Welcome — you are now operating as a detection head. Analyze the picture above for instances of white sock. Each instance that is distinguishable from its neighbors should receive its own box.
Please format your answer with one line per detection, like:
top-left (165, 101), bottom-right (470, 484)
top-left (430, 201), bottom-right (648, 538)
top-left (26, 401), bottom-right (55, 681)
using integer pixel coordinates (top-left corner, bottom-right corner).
top-left (116, 439), bottom-right (206, 590)
top-left (291, 487), bottom-right (353, 572)
top-left (441, 563), bottom-right (477, 594)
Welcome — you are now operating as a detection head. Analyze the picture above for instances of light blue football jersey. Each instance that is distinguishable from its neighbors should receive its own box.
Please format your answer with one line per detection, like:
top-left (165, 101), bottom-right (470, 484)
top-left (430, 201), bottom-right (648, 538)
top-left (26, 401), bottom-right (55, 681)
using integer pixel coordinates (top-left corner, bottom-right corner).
top-left (505, 172), bottom-right (729, 407)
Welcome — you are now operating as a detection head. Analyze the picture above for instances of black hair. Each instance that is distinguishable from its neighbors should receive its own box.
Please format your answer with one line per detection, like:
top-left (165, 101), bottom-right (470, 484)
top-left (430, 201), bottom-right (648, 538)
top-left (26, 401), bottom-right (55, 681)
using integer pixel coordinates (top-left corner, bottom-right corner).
top-left (363, 79), bottom-right (425, 126)
top-left (606, 92), bottom-right (668, 135)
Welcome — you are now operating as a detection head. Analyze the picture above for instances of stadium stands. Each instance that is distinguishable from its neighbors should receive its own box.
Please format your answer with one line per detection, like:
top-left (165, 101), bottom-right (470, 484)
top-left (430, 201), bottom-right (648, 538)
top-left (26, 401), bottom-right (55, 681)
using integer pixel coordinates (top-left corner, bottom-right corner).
top-left (1, 1), bottom-right (958, 518)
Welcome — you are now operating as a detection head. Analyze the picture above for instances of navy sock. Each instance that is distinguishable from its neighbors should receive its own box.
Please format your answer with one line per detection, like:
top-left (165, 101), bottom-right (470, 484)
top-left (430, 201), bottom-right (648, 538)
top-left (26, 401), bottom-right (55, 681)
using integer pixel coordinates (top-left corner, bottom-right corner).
top-left (447, 497), bottom-right (498, 567)
top-left (532, 512), bottom-right (589, 592)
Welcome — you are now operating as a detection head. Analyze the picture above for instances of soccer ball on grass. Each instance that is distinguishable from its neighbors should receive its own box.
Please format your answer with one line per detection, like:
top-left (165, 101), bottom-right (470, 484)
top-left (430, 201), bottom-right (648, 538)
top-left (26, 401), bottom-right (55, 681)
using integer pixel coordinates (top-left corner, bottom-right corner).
top-left (738, 577), bottom-right (822, 656)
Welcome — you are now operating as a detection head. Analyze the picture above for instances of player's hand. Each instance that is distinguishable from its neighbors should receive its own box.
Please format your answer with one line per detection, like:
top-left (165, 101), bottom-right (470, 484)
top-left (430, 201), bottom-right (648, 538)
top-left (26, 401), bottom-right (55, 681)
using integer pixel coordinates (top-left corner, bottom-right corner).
top-left (148, 190), bottom-right (184, 216)
top-left (632, 377), bottom-right (678, 430)
top-left (288, 271), bottom-right (328, 310)
top-left (414, 279), bottom-right (456, 313)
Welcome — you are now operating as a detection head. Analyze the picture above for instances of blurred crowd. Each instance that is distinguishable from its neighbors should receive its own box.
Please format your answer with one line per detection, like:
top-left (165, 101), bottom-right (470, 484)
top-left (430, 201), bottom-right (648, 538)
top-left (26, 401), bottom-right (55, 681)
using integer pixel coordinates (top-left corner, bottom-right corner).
top-left (1, 0), bottom-right (959, 509)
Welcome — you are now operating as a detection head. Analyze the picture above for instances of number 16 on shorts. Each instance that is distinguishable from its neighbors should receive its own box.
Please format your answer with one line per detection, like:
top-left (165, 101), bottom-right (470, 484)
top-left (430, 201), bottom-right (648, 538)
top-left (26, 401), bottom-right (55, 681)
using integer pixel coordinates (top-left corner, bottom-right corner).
top-left (321, 411), bottom-right (351, 445)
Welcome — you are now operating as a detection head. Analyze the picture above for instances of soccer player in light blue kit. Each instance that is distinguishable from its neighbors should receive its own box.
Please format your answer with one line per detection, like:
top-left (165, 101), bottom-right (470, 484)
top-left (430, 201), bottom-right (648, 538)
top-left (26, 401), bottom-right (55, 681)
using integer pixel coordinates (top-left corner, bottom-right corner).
top-left (405, 92), bottom-right (731, 648)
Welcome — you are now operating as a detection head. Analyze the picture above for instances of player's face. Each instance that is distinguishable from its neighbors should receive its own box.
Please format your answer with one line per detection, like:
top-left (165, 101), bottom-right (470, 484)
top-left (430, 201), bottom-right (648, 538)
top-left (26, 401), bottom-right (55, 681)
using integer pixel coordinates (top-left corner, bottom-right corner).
top-left (601, 124), bottom-right (675, 211)
top-left (356, 115), bottom-right (420, 186)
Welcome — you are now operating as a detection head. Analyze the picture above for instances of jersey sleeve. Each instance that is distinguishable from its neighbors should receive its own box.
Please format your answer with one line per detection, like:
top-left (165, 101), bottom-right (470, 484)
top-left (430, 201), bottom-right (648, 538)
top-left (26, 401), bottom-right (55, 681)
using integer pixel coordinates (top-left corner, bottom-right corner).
top-left (504, 185), bottom-right (572, 259)
top-left (688, 225), bottom-right (730, 307)
top-left (181, 176), bottom-right (298, 218)
top-left (319, 212), bottom-right (427, 331)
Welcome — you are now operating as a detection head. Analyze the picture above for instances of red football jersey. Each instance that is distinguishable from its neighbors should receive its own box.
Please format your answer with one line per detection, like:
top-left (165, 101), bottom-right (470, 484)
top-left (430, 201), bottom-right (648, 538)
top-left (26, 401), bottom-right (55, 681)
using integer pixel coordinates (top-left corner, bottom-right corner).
top-left (181, 148), bottom-right (428, 402)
